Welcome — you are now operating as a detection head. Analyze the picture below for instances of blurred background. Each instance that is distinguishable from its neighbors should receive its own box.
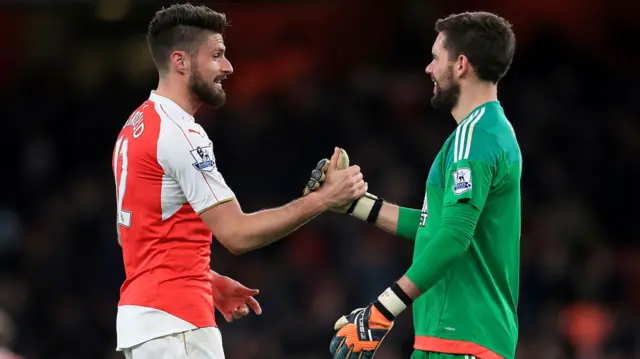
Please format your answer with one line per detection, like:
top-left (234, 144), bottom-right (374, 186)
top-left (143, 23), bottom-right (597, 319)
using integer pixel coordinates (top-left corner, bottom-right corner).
top-left (0, 0), bottom-right (639, 358)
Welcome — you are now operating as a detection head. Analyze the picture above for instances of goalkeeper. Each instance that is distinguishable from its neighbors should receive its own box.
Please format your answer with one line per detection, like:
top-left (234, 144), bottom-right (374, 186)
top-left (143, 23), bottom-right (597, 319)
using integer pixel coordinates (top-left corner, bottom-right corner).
top-left (305, 12), bottom-right (520, 359)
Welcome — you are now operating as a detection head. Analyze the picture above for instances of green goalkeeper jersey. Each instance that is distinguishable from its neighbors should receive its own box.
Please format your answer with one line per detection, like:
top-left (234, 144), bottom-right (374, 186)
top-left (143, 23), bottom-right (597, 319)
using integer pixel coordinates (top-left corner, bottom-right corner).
top-left (413, 101), bottom-right (521, 359)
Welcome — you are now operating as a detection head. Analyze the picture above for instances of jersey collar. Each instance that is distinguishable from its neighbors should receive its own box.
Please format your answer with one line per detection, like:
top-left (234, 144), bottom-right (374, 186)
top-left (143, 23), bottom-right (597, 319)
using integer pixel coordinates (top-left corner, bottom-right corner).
top-left (458, 100), bottom-right (500, 127)
top-left (149, 92), bottom-right (195, 123)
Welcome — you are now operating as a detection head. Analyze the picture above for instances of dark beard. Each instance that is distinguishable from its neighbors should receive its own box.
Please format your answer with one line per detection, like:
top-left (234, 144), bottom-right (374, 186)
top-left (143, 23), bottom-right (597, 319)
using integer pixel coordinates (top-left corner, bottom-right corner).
top-left (189, 67), bottom-right (226, 109)
top-left (430, 67), bottom-right (460, 111)
top-left (430, 81), bottom-right (460, 111)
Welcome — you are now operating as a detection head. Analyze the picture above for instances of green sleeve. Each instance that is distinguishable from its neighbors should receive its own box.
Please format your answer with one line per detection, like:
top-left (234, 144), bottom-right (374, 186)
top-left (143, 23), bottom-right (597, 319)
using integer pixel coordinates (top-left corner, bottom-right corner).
top-left (397, 207), bottom-right (421, 242)
top-left (405, 203), bottom-right (479, 292)
top-left (406, 130), bottom-right (498, 292)
top-left (443, 127), bottom-right (499, 212)
top-left (406, 125), bottom-right (502, 292)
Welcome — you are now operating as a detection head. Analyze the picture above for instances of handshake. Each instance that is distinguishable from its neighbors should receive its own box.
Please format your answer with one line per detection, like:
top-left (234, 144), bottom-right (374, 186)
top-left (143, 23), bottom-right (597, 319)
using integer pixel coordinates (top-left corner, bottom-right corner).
top-left (302, 148), bottom-right (404, 359)
top-left (302, 147), bottom-right (383, 223)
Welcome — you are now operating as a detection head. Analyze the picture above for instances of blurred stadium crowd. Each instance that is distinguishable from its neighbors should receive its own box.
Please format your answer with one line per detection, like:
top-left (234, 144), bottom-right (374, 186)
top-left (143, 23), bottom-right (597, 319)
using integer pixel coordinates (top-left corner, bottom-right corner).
top-left (0, 1), bottom-right (639, 359)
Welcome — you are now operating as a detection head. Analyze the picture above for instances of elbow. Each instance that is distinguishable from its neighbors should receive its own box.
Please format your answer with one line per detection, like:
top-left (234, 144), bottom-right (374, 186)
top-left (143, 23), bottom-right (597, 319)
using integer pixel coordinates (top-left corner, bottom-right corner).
top-left (217, 233), bottom-right (254, 255)
top-left (226, 243), bottom-right (250, 255)
top-left (440, 225), bottom-right (472, 254)
top-left (440, 203), bottom-right (478, 251)
top-left (203, 209), bottom-right (256, 255)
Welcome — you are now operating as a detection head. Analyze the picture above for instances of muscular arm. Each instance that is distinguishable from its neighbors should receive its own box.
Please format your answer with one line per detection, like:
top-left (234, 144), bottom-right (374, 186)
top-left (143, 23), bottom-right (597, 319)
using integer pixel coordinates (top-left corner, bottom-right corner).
top-left (201, 192), bottom-right (329, 254)
top-left (160, 124), bottom-right (337, 255)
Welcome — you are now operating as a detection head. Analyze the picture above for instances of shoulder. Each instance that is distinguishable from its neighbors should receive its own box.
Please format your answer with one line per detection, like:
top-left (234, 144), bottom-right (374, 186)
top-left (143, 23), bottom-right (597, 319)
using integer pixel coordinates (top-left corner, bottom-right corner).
top-left (455, 103), bottom-right (515, 164)
top-left (154, 109), bottom-right (211, 151)
top-left (153, 110), bottom-right (216, 174)
top-left (116, 101), bottom-right (162, 154)
top-left (131, 100), bottom-right (162, 128)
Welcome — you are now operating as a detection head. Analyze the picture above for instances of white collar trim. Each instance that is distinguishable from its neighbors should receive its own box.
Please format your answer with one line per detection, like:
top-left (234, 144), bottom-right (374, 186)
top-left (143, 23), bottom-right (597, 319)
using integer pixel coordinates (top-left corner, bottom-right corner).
top-left (149, 92), bottom-right (195, 122)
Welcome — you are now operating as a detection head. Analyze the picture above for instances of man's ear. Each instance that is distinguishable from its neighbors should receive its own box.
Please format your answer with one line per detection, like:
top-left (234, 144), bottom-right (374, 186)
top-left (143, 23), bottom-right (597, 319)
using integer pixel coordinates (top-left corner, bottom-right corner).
top-left (455, 54), bottom-right (471, 79)
top-left (170, 50), bottom-right (189, 75)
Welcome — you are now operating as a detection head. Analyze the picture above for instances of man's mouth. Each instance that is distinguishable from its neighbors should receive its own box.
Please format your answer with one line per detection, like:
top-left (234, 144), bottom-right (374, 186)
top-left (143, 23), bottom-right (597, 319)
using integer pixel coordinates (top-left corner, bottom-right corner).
top-left (214, 77), bottom-right (226, 87)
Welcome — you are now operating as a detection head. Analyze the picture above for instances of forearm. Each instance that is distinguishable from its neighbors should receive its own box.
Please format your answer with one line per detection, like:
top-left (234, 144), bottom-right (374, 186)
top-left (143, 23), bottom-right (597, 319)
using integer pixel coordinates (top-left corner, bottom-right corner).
top-left (397, 275), bottom-right (422, 300)
top-left (354, 200), bottom-right (420, 242)
top-left (234, 192), bottom-right (327, 253)
top-left (405, 203), bottom-right (478, 292)
top-left (373, 202), bottom-right (400, 235)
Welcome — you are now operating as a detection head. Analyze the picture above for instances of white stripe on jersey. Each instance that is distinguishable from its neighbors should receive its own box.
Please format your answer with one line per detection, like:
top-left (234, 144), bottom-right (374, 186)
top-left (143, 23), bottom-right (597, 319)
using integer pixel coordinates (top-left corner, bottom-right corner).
top-left (457, 115), bottom-right (470, 162)
top-left (463, 106), bottom-right (486, 160)
top-left (453, 107), bottom-right (486, 163)
top-left (454, 111), bottom-right (475, 162)
top-left (454, 121), bottom-right (462, 163)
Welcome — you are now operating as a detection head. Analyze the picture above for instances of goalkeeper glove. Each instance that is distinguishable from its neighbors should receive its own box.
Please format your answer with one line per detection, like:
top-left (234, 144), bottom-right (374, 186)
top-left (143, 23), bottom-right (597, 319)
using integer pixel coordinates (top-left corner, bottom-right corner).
top-left (303, 148), bottom-right (384, 223)
top-left (329, 283), bottom-right (412, 359)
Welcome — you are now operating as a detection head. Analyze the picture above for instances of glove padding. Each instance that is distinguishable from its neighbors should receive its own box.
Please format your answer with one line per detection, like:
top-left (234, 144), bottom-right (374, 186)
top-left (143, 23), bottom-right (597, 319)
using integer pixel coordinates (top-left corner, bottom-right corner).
top-left (302, 157), bottom-right (333, 196)
top-left (303, 148), bottom-right (381, 222)
top-left (329, 284), bottom-right (411, 359)
top-left (329, 304), bottom-right (393, 359)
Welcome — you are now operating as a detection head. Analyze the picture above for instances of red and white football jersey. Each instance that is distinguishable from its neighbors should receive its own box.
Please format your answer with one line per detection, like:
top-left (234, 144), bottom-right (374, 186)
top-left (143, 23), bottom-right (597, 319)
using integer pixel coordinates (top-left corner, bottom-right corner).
top-left (112, 92), bottom-right (234, 350)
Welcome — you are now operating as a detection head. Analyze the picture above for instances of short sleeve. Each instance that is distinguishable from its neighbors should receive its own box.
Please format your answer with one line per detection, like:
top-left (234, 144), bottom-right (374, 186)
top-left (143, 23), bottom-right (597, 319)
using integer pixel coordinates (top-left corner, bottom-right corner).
top-left (443, 127), bottom-right (500, 212)
top-left (158, 123), bottom-right (234, 214)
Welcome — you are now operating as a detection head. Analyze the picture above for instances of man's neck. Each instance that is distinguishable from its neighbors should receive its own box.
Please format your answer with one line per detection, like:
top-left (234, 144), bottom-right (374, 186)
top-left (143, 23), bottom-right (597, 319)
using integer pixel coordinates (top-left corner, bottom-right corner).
top-left (451, 82), bottom-right (498, 124)
top-left (155, 79), bottom-right (201, 116)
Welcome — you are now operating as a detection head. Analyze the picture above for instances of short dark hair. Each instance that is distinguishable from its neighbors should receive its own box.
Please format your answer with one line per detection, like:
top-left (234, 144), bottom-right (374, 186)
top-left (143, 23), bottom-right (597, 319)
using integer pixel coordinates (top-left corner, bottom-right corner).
top-left (435, 11), bottom-right (516, 83)
top-left (147, 3), bottom-right (228, 73)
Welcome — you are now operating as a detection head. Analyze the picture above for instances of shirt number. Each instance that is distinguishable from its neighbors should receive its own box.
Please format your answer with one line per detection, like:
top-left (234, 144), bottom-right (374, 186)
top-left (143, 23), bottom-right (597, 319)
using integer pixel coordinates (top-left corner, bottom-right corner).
top-left (114, 136), bottom-right (132, 228)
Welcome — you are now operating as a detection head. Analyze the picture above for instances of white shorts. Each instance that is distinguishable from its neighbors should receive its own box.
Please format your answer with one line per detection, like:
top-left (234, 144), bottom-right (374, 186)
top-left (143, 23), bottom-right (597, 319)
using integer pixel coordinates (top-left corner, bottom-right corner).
top-left (122, 327), bottom-right (225, 359)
